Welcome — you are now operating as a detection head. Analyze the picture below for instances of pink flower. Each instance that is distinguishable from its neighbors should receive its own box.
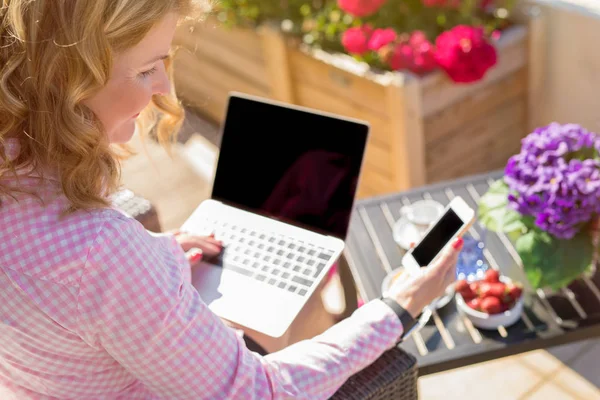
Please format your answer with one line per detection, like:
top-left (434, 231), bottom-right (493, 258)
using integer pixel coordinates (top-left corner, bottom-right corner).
top-left (434, 25), bottom-right (497, 83)
top-left (387, 31), bottom-right (437, 75)
top-left (341, 25), bottom-right (373, 55)
top-left (368, 28), bottom-right (397, 51)
top-left (338, 0), bottom-right (387, 17)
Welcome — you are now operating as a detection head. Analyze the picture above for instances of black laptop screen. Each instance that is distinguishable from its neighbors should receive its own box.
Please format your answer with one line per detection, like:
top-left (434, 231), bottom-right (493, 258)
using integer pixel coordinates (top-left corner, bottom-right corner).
top-left (210, 94), bottom-right (369, 240)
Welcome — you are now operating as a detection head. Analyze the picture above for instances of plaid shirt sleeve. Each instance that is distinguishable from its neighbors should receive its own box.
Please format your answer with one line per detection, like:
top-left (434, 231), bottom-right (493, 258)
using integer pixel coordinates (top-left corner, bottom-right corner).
top-left (76, 215), bottom-right (403, 399)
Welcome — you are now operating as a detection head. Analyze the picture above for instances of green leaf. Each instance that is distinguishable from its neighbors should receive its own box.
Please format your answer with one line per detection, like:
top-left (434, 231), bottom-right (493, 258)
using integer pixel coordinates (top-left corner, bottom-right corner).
top-left (477, 179), bottom-right (526, 234)
top-left (516, 228), bottom-right (595, 290)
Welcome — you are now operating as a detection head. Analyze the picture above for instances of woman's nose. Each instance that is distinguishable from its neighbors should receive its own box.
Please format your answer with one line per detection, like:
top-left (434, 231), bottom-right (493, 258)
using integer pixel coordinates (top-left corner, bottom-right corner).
top-left (154, 69), bottom-right (171, 96)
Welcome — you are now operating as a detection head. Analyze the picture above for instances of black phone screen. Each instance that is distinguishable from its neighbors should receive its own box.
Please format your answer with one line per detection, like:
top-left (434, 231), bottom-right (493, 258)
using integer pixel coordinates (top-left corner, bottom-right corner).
top-left (411, 209), bottom-right (463, 267)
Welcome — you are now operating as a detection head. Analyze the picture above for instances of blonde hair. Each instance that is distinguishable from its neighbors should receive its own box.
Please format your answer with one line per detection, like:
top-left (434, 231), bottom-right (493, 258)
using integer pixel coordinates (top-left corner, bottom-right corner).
top-left (0, 0), bottom-right (204, 210)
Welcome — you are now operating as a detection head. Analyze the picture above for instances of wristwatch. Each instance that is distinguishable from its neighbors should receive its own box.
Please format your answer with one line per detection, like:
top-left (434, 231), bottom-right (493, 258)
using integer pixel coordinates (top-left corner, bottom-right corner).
top-left (380, 296), bottom-right (418, 342)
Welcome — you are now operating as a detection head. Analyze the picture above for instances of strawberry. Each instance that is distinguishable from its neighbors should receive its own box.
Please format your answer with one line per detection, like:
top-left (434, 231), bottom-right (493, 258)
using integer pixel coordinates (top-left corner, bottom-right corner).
top-left (506, 283), bottom-right (523, 301)
top-left (469, 282), bottom-right (480, 295)
top-left (479, 282), bottom-right (506, 299)
top-left (467, 298), bottom-right (482, 311)
top-left (456, 280), bottom-right (475, 300)
top-left (480, 296), bottom-right (502, 314)
top-left (484, 269), bottom-right (500, 283)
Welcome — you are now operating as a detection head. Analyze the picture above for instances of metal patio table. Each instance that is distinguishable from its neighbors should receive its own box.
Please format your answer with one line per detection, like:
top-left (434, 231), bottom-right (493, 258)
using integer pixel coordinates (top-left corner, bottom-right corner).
top-left (340, 170), bottom-right (600, 376)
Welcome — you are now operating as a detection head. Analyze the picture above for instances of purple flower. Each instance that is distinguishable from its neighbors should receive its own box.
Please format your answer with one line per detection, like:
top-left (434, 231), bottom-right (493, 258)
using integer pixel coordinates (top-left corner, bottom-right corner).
top-left (506, 123), bottom-right (600, 239)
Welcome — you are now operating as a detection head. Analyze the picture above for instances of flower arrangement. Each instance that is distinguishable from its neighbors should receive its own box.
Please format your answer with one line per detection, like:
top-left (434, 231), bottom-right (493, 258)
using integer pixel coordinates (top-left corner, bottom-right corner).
top-left (213, 0), bottom-right (518, 84)
top-left (478, 123), bottom-right (600, 290)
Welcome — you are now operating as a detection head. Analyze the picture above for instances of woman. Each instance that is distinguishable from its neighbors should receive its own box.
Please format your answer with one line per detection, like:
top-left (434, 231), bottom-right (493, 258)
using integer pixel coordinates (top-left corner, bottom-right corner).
top-left (0, 1), bottom-right (463, 399)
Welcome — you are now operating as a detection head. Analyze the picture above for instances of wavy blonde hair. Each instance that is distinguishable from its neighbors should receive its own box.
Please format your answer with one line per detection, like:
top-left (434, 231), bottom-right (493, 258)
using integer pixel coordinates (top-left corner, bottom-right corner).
top-left (0, 0), bottom-right (204, 210)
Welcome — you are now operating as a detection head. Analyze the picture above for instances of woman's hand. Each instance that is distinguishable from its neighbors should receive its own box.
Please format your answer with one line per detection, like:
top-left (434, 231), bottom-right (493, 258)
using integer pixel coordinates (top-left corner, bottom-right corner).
top-left (388, 237), bottom-right (464, 318)
top-left (172, 231), bottom-right (223, 266)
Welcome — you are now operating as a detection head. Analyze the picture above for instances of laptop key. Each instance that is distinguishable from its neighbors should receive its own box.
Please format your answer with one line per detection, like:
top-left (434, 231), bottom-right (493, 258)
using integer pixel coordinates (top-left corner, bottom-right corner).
top-left (256, 274), bottom-right (267, 282)
top-left (298, 246), bottom-right (306, 253)
top-left (313, 262), bottom-right (326, 278)
top-left (277, 281), bottom-right (286, 289)
top-left (268, 278), bottom-right (277, 286)
top-left (224, 263), bottom-right (253, 278)
top-left (298, 289), bottom-right (308, 296)
top-left (283, 262), bottom-right (291, 269)
top-left (293, 265), bottom-right (302, 272)
top-left (282, 272), bottom-right (291, 279)
top-left (292, 276), bottom-right (313, 287)
top-left (302, 268), bottom-right (311, 276)
top-left (317, 252), bottom-right (332, 261)
top-left (271, 269), bottom-right (280, 276)
top-left (288, 285), bottom-right (298, 293)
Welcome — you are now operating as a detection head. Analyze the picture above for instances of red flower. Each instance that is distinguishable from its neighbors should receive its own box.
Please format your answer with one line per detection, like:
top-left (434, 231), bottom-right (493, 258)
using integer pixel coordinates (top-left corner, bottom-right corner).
top-left (481, 0), bottom-right (495, 9)
top-left (434, 25), bottom-right (497, 83)
top-left (368, 28), bottom-right (397, 51)
top-left (387, 31), bottom-right (437, 75)
top-left (338, 0), bottom-right (387, 17)
top-left (341, 25), bottom-right (373, 55)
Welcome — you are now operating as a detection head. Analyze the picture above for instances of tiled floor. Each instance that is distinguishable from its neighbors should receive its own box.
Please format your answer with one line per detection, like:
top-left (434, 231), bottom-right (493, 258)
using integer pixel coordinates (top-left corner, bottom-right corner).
top-left (121, 109), bottom-right (600, 399)
top-left (419, 340), bottom-right (600, 399)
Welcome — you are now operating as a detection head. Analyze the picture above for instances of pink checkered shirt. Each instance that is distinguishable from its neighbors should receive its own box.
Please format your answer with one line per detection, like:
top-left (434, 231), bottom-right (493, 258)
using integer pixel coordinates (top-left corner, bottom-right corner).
top-left (0, 138), bottom-right (403, 399)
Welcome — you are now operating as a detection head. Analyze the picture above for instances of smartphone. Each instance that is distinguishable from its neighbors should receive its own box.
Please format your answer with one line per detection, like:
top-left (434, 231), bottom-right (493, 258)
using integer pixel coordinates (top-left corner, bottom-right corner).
top-left (402, 196), bottom-right (475, 273)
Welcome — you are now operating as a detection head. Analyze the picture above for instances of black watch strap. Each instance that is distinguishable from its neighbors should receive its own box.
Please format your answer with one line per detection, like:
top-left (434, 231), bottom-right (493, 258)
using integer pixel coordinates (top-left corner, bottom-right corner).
top-left (380, 297), bottom-right (417, 340)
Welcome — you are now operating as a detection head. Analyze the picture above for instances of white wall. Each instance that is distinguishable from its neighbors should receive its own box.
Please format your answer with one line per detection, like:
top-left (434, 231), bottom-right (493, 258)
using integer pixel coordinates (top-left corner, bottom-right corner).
top-left (533, 0), bottom-right (600, 132)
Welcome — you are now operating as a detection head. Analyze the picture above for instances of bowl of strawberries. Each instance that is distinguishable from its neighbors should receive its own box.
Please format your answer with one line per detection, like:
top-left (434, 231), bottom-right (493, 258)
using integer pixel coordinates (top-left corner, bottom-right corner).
top-left (455, 269), bottom-right (524, 330)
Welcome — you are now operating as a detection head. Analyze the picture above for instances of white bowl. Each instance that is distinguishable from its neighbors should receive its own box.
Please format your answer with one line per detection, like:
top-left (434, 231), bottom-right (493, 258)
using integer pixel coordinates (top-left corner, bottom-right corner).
top-left (455, 276), bottom-right (524, 330)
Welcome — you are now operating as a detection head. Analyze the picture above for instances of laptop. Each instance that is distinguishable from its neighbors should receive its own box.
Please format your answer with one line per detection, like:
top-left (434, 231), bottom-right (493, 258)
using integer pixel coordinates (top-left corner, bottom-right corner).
top-left (181, 92), bottom-right (370, 338)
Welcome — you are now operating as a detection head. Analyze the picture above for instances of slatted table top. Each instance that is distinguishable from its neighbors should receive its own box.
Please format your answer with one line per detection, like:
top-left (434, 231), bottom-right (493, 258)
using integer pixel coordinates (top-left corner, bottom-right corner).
top-left (344, 171), bottom-right (600, 375)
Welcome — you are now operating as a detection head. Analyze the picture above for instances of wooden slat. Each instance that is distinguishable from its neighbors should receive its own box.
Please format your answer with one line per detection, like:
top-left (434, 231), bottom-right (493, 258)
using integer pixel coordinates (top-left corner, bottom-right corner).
top-left (174, 24), bottom-right (270, 90)
top-left (426, 97), bottom-right (526, 181)
top-left (293, 83), bottom-right (391, 147)
top-left (175, 17), bottom-right (265, 63)
top-left (288, 48), bottom-right (389, 119)
top-left (428, 121), bottom-right (525, 183)
top-left (526, 10), bottom-right (548, 131)
top-left (358, 167), bottom-right (395, 197)
top-left (260, 26), bottom-right (294, 103)
top-left (174, 50), bottom-right (269, 98)
top-left (364, 141), bottom-right (392, 177)
top-left (424, 68), bottom-right (527, 146)
top-left (173, 50), bottom-right (270, 122)
top-left (385, 77), bottom-right (426, 190)
top-left (420, 25), bottom-right (528, 118)
top-left (173, 70), bottom-right (228, 122)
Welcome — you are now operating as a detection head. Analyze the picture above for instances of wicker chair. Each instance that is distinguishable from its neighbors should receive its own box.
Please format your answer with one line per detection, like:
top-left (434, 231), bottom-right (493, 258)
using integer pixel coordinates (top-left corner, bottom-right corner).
top-left (331, 346), bottom-right (418, 400)
top-left (114, 189), bottom-right (419, 399)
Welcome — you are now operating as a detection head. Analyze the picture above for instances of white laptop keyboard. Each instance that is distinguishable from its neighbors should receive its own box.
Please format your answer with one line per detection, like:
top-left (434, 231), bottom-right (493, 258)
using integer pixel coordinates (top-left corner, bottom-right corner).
top-left (192, 217), bottom-right (336, 297)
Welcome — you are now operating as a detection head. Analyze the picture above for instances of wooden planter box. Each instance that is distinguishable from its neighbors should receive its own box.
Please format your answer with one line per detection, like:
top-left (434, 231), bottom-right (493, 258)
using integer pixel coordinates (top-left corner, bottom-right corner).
top-left (173, 14), bottom-right (545, 198)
